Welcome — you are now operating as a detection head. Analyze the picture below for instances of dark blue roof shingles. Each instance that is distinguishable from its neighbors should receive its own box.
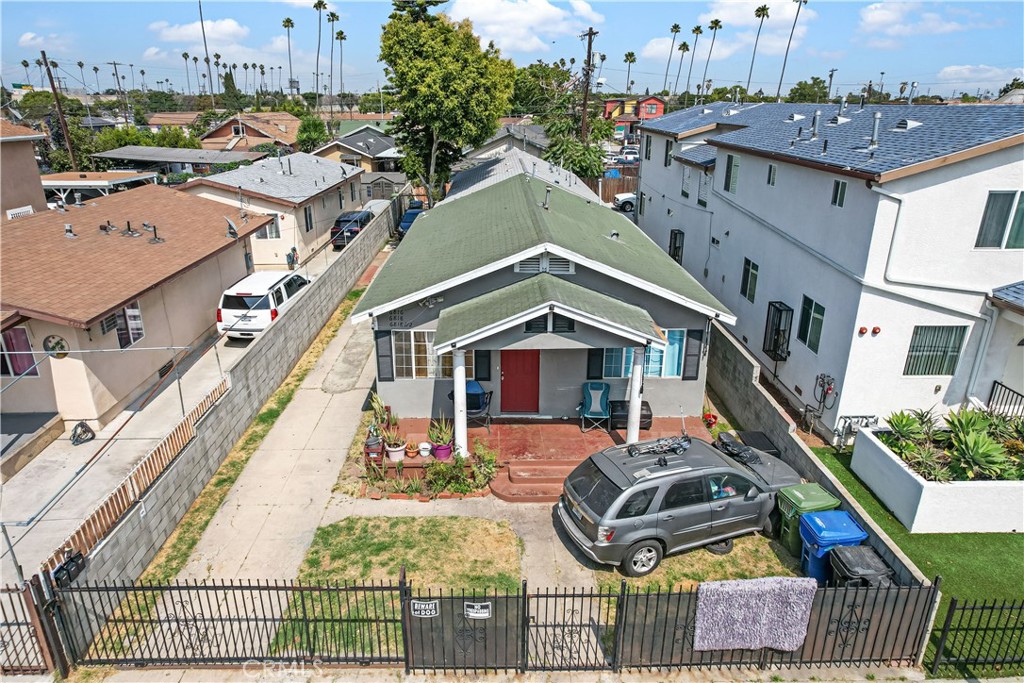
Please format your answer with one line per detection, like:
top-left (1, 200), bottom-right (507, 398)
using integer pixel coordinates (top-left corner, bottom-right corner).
top-left (991, 281), bottom-right (1024, 311)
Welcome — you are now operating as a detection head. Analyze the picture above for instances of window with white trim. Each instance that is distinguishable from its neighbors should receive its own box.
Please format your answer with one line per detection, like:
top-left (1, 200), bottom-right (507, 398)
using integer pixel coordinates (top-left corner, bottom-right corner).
top-left (646, 103), bottom-right (658, 115)
top-left (904, 325), bottom-right (967, 376)
top-left (0, 327), bottom-right (38, 377)
top-left (681, 167), bottom-right (691, 198)
top-left (723, 154), bottom-right (740, 194)
top-left (766, 163), bottom-right (777, 187)
top-left (697, 172), bottom-right (710, 208)
top-left (639, 192), bottom-right (646, 216)
top-left (231, 125), bottom-right (244, 137)
top-left (392, 330), bottom-right (474, 379)
top-left (797, 295), bottom-right (824, 353)
top-left (669, 230), bottom-right (684, 264)
top-left (338, 188), bottom-right (345, 210)
top-left (975, 191), bottom-right (1024, 249)
top-left (114, 301), bottom-right (144, 349)
top-left (602, 329), bottom-right (688, 378)
top-left (740, 258), bottom-right (758, 303)
top-left (351, 182), bottom-right (357, 202)
top-left (664, 139), bottom-right (673, 167)
top-left (831, 180), bottom-right (847, 208)
top-left (303, 205), bottom-right (314, 232)
top-left (644, 135), bottom-right (652, 161)
top-left (255, 215), bottom-right (281, 240)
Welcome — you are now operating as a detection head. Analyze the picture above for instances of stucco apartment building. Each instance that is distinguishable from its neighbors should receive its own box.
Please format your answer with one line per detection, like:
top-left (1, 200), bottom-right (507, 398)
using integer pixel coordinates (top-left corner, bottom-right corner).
top-left (180, 152), bottom-right (363, 269)
top-left (0, 184), bottom-right (271, 428)
top-left (0, 120), bottom-right (47, 219)
top-left (635, 101), bottom-right (1024, 437)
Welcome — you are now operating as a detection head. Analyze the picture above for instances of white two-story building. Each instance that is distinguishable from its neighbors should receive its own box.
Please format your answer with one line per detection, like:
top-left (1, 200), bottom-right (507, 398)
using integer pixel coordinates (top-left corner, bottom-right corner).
top-left (636, 101), bottom-right (1024, 438)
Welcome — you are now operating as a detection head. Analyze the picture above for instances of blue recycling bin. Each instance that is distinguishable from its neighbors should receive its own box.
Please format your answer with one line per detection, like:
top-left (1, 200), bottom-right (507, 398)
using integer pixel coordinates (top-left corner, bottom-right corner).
top-left (799, 510), bottom-right (868, 586)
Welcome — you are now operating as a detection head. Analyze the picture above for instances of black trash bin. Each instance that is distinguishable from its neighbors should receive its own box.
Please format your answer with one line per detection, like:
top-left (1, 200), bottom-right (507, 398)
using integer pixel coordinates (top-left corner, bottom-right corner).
top-left (829, 545), bottom-right (894, 587)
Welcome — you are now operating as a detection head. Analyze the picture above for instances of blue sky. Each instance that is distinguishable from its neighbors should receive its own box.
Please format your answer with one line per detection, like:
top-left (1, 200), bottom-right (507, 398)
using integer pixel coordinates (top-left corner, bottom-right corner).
top-left (2, 1), bottom-right (1022, 99)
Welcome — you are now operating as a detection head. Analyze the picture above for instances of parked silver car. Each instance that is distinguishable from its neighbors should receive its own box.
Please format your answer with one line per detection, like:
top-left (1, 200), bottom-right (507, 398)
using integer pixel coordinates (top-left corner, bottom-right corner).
top-left (557, 436), bottom-right (800, 576)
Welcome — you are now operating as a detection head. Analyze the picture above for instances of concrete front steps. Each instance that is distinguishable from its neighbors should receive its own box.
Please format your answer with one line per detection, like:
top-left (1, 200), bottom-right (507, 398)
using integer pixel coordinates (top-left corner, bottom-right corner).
top-left (489, 460), bottom-right (576, 503)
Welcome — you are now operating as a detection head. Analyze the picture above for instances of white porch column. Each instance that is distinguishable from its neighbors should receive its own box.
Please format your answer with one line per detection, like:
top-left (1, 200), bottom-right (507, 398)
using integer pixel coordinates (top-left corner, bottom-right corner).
top-left (453, 349), bottom-right (469, 457)
top-left (625, 345), bottom-right (645, 444)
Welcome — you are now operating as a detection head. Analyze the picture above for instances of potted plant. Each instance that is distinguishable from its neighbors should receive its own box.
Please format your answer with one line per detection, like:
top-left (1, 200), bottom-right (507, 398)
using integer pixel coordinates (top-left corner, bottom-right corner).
top-left (381, 426), bottom-right (406, 462)
top-left (428, 415), bottom-right (454, 460)
top-left (405, 441), bottom-right (419, 459)
top-left (370, 392), bottom-right (389, 426)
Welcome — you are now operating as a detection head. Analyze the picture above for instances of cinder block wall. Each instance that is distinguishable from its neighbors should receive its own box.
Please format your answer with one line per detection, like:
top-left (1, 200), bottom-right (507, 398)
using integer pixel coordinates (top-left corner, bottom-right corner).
top-left (706, 322), bottom-right (928, 587)
top-left (69, 203), bottom-right (397, 587)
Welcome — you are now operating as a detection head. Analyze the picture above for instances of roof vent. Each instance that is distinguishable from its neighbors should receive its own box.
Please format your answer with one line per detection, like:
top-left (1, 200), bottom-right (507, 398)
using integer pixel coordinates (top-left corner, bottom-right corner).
top-left (121, 220), bottom-right (141, 237)
top-left (787, 113), bottom-right (805, 122)
top-left (869, 111), bottom-right (882, 148)
top-left (810, 110), bottom-right (821, 139)
top-left (543, 186), bottom-right (551, 210)
top-left (64, 223), bottom-right (77, 239)
top-left (724, 108), bottom-right (740, 116)
top-left (895, 118), bottom-right (922, 131)
top-left (74, 192), bottom-right (83, 207)
top-left (78, 173), bottom-right (87, 179)
top-left (609, 230), bottom-right (620, 241)
top-left (148, 225), bottom-right (165, 244)
top-left (828, 115), bottom-right (850, 126)
top-left (701, 108), bottom-right (713, 114)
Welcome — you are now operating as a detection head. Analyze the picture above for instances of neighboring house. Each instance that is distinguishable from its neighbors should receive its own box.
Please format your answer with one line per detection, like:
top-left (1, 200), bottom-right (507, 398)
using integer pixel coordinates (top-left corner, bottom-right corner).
top-left (200, 112), bottom-right (301, 152)
top-left (0, 120), bottom-right (47, 219)
top-left (462, 124), bottom-right (550, 163)
top-left (40, 171), bottom-right (157, 203)
top-left (313, 128), bottom-right (401, 172)
top-left (144, 111), bottom-right (204, 134)
top-left (91, 146), bottom-right (267, 175)
top-left (180, 152), bottom-right (363, 269)
top-left (352, 148), bottom-right (734, 454)
top-left (604, 96), bottom-right (666, 136)
top-left (78, 116), bottom-right (117, 131)
top-left (636, 101), bottom-right (1024, 435)
top-left (362, 171), bottom-right (409, 201)
top-left (0, 184), bottom-right (271, 428)
top-left (994, 89), bottom-right (1024, 105)
top-left (447, 147), bottom-right (601, 203)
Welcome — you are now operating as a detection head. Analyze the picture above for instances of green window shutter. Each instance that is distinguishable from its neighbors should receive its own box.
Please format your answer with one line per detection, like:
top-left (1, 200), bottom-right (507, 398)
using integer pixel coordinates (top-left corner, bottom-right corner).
top-left (681, 329), bottom-right (703, 380)
top-left (474, 350), bottom-right (491, 381)
top-left (375, 330), bottom-right (394, 382)
top-left (586, 348), bottom-right (604, 380)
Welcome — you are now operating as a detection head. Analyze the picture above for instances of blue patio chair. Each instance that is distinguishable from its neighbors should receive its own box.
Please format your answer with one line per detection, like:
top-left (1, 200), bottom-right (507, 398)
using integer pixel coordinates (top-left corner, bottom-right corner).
top-left (447, 380), bottom-right (493, 433)
top-left (578, 382), bottom-right (611, 432)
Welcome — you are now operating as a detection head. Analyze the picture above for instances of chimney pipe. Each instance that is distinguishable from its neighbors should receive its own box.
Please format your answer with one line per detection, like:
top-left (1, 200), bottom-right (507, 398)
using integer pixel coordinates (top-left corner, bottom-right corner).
top-left (543, 186), bottom-right (552, 210)
top-left (859, 95), bottom-right (865, 110)
top-left (149, 225), bottom-right (165, 244)
top-left (811, 110), bottom-right (821, 139)
top-left (797, 126), bottom-right (803, 139)
top-left (64, 223), bottom-right (77, 239)
top-left (287, 158), bottom-right (293, 175)
top-left (840, 96), bottom-right (848, 114)
top-left (869, 111), bottom-right (882, 148)
top-left (822, 139), bottom-right (828, 155)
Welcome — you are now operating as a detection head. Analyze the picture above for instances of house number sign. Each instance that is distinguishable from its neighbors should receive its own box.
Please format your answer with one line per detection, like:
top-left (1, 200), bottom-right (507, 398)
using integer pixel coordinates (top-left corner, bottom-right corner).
top-left (464, 602), bottom-right (492, 620)
top-left (410, 600), bottom-right (439, 618)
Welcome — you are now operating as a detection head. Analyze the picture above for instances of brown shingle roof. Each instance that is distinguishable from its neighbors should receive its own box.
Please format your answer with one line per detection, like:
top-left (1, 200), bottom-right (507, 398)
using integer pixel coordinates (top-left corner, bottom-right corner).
top-left (0, 120), bottom-right (45, 141)
top-left (201, 112), bottom-right (301, 148)
top-left (146, 111), bottom-right (203, 126)
top-left (0, 184), bottom-right (272, 328)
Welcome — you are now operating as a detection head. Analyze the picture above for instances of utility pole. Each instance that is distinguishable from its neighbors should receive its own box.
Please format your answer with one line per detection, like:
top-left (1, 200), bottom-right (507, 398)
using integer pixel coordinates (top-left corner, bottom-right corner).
top-left (107, 61), bottom-right (131, 123)
top-left (827, 68), bottom-right (837, 101)
top-left (198, 0), bottom-right (216, 109)
top-left (42, 50), bottom-right (77, 171)
top-left (879, 71), bottom-right (886, 101)
top-left (579, 26), bottom-right (598, 144)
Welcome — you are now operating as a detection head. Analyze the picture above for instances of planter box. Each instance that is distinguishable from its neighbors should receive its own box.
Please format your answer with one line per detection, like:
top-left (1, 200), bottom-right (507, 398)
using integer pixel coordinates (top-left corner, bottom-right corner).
top-left (851, 429), bottom-right (1024, 534)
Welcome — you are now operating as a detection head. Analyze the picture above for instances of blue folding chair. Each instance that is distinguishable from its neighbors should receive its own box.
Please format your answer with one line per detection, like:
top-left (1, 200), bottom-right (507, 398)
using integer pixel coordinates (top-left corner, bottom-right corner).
top-left (578, 382), bottom-right (611, 432)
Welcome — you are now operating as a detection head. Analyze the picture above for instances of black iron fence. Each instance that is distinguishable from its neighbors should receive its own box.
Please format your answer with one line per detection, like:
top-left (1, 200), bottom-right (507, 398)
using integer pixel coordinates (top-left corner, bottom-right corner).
top-left (0, 582), bottom-right (50, 675)
top-left (46, 575), bottom-right (945, 673)
top-left (931, 597), bottom-right (1024, 674)
top-left (988, 380), bottom-right (1024, 417)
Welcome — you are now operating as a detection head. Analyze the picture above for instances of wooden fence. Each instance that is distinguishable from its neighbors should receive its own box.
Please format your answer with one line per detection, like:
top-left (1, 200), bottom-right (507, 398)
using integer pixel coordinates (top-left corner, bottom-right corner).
top-left (39, 377), bottom-right (229, 573)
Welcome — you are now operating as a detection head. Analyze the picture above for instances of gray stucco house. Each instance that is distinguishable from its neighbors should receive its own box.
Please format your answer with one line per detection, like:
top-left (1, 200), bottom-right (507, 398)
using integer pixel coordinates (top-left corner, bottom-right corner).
top-left (352, 150), bottom-right (734, 454)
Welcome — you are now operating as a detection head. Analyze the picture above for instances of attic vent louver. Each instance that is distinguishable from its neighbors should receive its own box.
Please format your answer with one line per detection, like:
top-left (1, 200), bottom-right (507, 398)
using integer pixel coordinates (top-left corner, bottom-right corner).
top-left (828, 115), bottom-right (851, 126)
top-left (514, 254), bottom-right (575, 274)
top-left (787, 113), bottom-right (805, 122)
top-left (895, 118), bottom-right (922, 131)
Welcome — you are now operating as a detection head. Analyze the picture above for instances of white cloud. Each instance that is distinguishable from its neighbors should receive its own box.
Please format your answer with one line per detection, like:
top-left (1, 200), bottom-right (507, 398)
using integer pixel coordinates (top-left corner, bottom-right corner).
top-left (806, 47), bottom-right (846, 62)
top-left (143, 47), bottom-right (170, 61)
top-left (447, 0), bottom-right (598, 54)
top-left (856, 2), bottom-right (996, 48)
top-left (17, 31), bottom-right (72, 52)
top-left (18, 32), bottom-right (44, 48)
top-left (935, 64), bottom-right (1024, 93)
top-left (148, 19), bottom-right (250, 44)
top-left (641, 37), bottom-right (674, 61)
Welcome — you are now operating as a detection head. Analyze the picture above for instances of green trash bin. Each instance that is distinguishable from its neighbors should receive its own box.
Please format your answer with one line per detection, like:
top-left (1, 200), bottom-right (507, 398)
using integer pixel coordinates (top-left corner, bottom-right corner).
top-left (777, 483), bottom-right (840, 556)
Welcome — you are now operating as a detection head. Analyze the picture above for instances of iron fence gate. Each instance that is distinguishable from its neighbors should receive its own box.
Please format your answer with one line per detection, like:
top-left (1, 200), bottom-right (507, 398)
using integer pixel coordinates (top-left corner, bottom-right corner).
top-left (932, 597), bottom-right (1024, 673)
top-left (0, 583), bottom-right (49, 675)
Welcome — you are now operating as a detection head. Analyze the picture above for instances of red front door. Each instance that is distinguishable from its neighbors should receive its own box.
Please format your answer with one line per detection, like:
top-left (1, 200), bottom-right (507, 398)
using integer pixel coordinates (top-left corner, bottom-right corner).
top-left (500, 350), bottom-right (540, 413)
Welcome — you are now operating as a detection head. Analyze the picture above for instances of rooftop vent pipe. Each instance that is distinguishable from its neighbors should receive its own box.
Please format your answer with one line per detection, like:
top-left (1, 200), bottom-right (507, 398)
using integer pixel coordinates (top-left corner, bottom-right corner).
top-left (543, 186), bottom-right (552, 210)
top-left (149, 225), bottom-right (165, 244)
top-left (811, 110), bottom-right (821, 139)
top-left (840, 96), bottom-right (848, 114)
top-left (74, 192), bottom-right (83, 207)
top-left (287, 158), bottom-right (293, 175)
top-left (859, 95), bottom-right (866, 111)
top-left (64, 223), bottom-right (77, 239)
top-left (869, 111), bottom-right (882, 148)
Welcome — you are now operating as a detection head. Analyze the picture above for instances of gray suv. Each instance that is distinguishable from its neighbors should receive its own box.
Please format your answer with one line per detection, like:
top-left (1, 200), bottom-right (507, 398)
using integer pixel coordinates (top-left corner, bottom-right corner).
top-left (557, 436), bottom-right (800, 577)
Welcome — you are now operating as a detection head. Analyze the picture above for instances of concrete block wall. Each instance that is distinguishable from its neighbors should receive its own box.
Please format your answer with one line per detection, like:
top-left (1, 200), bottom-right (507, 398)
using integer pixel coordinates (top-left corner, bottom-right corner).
top-left (67, 199), bottom-right (397, 587)
top-left (706, 322), bottom-right (928, 586)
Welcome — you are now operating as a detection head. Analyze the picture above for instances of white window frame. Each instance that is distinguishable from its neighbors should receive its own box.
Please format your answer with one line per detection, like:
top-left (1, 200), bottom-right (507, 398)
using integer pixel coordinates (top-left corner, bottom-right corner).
top-left (797, 295), bottom-right (825, 354)
top-left (231, 125), bottom-right (244, 137)
top-left (681, 167), bottom-right (691, 198)
top-left (740, 258), bottom-right (758, 303)
top-left (114, 301), bottom-right (145, 349)
top-left (974, 190), bottom-right (1024, 249)
top-left (903, 325), bottom-right (968, 376)
top-left (255, 215), bottom-right (281, 240)
top-left (392, 329), bottom-right (474, 379)
top-left (723, 154), bottom-right (740, 194)
top-left (338, 188), bottom-right (345, 210)
top-left (831, 179), bottom-right (847, 208)
top-left (303, 205), bottom-right (314, 233)
top-left (602, 329), bottom-right (686, 379)
top-left (697, 172), bottom-right (710, 207)
top-left (766, 163), bottom-right (777, 187)
top-left (0, 327), bottom-right (39, 378)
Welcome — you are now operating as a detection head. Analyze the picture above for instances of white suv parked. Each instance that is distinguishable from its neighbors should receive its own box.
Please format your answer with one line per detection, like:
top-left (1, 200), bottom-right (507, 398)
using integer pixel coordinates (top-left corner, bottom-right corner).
top-left (216, 271), bottom-right (309, 339)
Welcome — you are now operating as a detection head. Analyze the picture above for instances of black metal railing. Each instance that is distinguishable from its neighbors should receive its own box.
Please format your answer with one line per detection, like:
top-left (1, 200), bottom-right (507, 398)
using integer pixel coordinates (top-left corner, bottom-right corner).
top-left (932, 597), bottom-right (1024, 674)
top-left (988, 381), bottom-right (1024, 417)
top-left (0, 584), bottom-right (49, 675)
top-left (49, 576), bottom-right (943, 673)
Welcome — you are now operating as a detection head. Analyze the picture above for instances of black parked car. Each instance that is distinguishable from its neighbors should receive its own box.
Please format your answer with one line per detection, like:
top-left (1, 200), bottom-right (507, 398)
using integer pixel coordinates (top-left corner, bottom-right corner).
top-left (331, 210), bottom-right (373, 249)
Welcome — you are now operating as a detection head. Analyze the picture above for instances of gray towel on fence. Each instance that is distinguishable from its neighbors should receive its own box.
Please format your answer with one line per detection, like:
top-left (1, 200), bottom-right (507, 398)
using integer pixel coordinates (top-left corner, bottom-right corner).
top-left (693, 577), bottom-right (818, 652)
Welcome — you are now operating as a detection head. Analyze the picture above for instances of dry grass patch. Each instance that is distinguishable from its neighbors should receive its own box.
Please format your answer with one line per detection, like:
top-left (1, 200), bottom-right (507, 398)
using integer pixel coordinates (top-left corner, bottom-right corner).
top-left (300, 516), bottom-right (522, 592)
top-left (597, 534), bottom-right (800, 592)
top-left (333, 409), bottom-right (375, 497)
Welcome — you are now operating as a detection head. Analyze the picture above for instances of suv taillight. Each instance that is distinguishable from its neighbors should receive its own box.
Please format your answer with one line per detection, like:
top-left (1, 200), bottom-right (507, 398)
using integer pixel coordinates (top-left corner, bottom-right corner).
top-left (216, 308), bottom-right (222, 323)
top-left (271, 309), bottom-right (279, 321)
top-left (597, 526), bottom-right (615, 543)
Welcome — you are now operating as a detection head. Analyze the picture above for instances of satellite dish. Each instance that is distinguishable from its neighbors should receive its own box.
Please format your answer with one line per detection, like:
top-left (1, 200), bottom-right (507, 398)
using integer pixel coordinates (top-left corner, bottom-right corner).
top-left (225, 217), bottom-right (239, 239)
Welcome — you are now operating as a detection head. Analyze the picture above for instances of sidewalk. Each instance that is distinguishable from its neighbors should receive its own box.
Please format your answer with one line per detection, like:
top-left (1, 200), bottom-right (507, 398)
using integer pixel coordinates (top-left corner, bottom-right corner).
top-left (0, 245), bottom-right (369, 584)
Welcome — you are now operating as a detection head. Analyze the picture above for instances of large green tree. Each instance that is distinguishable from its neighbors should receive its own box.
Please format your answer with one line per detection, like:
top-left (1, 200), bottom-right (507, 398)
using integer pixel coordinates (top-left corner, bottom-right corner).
top-left (380, 1), bottom-right (514, 202)
top-left (787, 76), bottom-right (829, 103)
top-left (296, 115), bottom-right (329, 151)
top-left (510, 60), bottom-right (573, 116)
top-left (999, 77), bottom-right (1024, 97)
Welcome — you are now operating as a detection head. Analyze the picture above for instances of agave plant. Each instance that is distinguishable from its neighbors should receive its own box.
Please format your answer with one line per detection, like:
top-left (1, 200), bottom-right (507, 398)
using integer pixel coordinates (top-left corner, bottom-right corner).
top-left (950, 431), bottom-right (1008, 480)
top-left (986, 412), bottom-right (1019, 442)
top-left (944, 407), bottom-right (991, 444)
top-left (908, 407), bottom-right (939, 442)
top-left (882, 411), bottom-right (924, 455)
top-left (903, 443), bottom-right (952, 482)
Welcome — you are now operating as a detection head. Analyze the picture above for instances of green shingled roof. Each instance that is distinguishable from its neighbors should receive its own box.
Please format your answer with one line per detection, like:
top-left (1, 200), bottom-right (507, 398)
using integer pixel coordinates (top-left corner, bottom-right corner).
top-left (353, 174), bottom-right (732, 321)
top-left (434, 273), bottom-right (662, 349)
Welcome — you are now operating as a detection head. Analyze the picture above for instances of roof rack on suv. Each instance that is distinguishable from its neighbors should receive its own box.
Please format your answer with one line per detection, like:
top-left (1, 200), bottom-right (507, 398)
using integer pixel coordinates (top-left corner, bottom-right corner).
top-left (626, 435), bottom-right (691, 458)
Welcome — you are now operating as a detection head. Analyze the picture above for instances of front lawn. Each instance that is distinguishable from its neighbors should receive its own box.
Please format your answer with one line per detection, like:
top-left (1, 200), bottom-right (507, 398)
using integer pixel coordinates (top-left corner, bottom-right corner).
top-left (813, 447), bottom-right (1024, 678)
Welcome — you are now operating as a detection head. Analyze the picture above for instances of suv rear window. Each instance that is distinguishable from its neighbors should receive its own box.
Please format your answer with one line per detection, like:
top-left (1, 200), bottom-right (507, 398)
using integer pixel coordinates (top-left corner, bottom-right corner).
top-left (567, 458), bottom-right (622, 516)
top-left (222, 295), bottom-right (269, 310)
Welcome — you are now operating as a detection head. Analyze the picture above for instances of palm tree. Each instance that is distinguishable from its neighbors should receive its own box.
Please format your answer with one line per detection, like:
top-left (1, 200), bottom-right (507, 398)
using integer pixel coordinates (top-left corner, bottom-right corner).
top-left (193, 56), bottom-right (201, 94)
top-left (746, 5), bottom-right (770, 96)
top-left (699, 19), bottom-right (722, 104)
top-left (283, 17), bottom-right (295, 95)
top-left (337, 31), bottom-right (347, 113)
top-left (663, 24), bottom-right (681, 93)
top-left (672, 42), bottom-right (689, 95)
top-left (624, 52), bottom-right (636, 94)
top-left (34, 58), bottom-right (44, 87)
top-left (182, 52), bottom-right (192, 95)
top-left (327, 10), bottom-right (340, 125)
top-left (260, 65), bottom-right (267, 92)
top-left (777, 0), bottom-right (809, 101)
top-left (129, 63), bottom-right (135, 91)
top-left (21, 59), bottom-right (30, 84)
top-left (242, 63), bottom-right (249, 94)
top-left (277, 66), bottom-right (284, 93)
top-left (213, 53), bottom-right (222, 94)
top-left (139, 69), bottom-right (146, 93)
top-left (684, 26), bottom-right (702, 106)
top-left (76, 61), bottom-right (86, 91)
top-left (92, 65), bottom-right (100, 93)
top-left (313, 0), bottom-right (328, 110)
